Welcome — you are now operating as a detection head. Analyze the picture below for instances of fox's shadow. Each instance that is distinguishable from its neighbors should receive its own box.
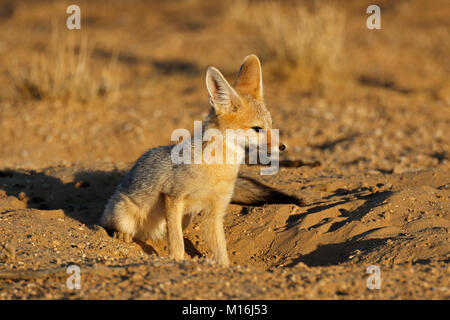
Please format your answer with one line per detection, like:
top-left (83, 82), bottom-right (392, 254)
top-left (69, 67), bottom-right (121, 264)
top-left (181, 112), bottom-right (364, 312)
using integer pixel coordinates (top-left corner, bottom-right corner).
top-left (0, 168), bottom-right (125, 225)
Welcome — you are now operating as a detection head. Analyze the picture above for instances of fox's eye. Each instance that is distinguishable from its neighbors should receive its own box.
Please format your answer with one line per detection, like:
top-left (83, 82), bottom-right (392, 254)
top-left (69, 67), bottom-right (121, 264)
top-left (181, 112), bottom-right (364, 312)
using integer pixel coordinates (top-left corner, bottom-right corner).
top-left (252, 126), bottom-right (263, 132)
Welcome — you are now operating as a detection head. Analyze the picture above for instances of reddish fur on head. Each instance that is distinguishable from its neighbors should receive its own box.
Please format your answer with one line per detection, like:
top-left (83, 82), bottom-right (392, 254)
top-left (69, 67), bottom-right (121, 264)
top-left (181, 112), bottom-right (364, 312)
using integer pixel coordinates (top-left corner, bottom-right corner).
top-left (205, 55), bottom-right (276, 149)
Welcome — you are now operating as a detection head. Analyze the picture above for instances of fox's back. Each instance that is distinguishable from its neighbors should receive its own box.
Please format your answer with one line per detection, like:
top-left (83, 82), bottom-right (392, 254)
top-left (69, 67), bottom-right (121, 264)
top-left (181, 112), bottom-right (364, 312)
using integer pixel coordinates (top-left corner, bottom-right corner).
top-left (118, 145), bottom-right (174, 197)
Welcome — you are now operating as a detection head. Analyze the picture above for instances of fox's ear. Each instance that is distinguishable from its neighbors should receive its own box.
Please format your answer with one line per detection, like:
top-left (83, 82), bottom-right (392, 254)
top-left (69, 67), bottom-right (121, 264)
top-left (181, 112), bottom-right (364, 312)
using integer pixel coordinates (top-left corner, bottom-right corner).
top-left (206, 66), bottom-right (240, 114)
top-left (235, 54), bottom-right (263, 101)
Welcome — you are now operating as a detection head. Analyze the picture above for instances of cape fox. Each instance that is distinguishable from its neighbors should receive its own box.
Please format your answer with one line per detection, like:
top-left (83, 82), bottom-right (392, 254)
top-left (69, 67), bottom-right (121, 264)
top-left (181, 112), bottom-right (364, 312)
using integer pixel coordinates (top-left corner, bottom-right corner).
top-left (101, 55), bottom-right (303, 266)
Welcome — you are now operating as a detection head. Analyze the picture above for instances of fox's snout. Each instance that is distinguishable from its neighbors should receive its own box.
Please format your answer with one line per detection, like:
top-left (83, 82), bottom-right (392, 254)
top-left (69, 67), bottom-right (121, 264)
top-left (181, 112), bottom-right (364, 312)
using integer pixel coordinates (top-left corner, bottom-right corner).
top-left (267, 139), bottom-right (286, 152)
top-left (263, 129), bottom-right (286, 152)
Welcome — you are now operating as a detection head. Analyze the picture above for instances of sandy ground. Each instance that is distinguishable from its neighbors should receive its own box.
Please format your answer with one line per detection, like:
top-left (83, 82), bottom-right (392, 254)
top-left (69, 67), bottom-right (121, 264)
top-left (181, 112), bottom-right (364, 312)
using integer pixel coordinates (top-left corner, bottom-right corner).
top-left (0, 0), bottom-right (449, 299)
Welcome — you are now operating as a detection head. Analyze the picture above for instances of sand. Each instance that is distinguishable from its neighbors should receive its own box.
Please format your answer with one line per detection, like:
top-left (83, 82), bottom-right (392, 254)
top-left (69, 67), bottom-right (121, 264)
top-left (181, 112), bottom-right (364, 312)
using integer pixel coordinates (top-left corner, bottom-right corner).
top-left (0, 0), bottom-right (449, 299)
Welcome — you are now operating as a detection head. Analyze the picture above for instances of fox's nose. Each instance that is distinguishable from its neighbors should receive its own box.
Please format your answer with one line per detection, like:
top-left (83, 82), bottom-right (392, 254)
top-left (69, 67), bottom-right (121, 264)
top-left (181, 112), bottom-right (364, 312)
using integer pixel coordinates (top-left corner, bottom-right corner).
top-left (279, 143), bottom-right (286, 151)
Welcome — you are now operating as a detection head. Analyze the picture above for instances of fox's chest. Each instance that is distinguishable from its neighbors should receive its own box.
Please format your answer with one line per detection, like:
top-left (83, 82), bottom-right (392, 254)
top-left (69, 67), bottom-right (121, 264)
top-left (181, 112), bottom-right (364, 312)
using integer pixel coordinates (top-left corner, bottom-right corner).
top-left (171, 163), bottom-right (239, 214)
top-left (183, 177), bottom-right (236, 214)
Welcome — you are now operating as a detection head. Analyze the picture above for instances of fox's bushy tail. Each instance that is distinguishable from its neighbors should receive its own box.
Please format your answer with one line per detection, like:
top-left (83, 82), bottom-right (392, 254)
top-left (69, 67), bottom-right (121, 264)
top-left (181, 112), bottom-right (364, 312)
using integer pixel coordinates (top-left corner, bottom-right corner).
top-left (231, 175), bottom-right (305, 206)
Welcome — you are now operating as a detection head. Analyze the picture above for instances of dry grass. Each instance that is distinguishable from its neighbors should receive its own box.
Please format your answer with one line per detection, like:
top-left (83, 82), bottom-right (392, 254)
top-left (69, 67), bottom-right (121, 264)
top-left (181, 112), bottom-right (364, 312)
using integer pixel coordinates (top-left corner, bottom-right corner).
top-left (9, 24), bottom-right (120, 103)
top-left (228, 1), bottom-right (345, 91)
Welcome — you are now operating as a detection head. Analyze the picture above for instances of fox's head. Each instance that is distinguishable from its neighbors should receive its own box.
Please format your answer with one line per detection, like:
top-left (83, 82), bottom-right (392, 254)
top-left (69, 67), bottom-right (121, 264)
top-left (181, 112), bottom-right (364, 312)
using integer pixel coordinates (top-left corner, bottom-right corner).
top-left (205, 54), bottom-right (285, 152)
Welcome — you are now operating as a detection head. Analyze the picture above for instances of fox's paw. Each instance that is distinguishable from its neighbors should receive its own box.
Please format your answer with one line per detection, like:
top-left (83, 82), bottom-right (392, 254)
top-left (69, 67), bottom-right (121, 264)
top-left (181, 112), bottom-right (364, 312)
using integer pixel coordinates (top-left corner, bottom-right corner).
top-left (112, 231), bottom-right (133, 243)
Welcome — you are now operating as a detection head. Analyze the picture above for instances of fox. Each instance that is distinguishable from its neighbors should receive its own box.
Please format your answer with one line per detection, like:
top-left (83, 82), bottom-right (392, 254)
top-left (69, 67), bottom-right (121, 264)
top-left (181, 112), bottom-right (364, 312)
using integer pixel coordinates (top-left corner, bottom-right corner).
top-left (101, 55), bottom-right (303, 266)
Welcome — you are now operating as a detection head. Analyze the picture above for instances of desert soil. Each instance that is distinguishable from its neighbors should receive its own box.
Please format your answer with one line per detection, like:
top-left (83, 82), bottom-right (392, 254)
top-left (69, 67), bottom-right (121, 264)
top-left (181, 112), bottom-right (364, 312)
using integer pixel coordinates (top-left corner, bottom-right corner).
top-left (0, 0), bottom-right (449, 299)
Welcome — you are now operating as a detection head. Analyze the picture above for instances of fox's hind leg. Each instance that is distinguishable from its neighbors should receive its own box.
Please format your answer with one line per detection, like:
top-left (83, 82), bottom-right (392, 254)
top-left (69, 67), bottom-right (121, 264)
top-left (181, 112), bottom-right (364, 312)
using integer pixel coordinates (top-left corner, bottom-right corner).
top-left (101, 193), bottom-right (143, 243)
top-left (112, 231), bottom-right (133, 243)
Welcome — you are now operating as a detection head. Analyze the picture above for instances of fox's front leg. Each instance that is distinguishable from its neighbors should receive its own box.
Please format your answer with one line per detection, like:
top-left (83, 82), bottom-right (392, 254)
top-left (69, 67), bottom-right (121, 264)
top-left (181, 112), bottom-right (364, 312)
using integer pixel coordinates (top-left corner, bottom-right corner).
top-left (164, 195), bottom-right (185, 261)
top-left (204, 202), bottom-right (230, 267)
